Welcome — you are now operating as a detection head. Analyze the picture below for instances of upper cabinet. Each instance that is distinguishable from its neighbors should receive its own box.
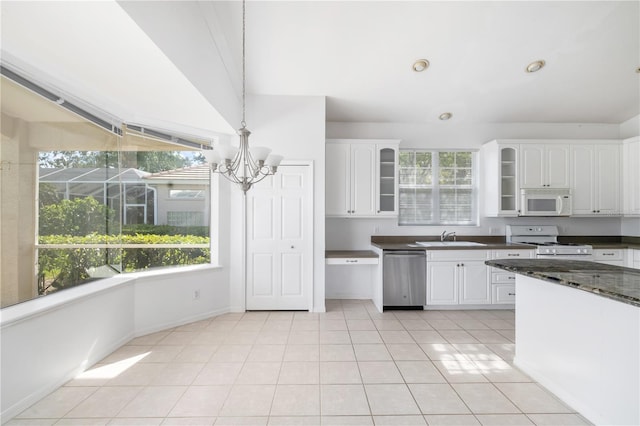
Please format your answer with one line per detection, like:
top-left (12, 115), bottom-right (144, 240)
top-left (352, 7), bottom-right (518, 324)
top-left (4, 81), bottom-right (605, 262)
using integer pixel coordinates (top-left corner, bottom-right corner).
top-left (482, 139), bottom-right (628, 218)
top-left (571, 143), bottom-right (621, 216)
top-left (519, 143), bottom-right (570, 188)
top-left (377, 144), bottom-right (399, 216)
top-left (326, 139), bottom-right (400, 217)
top-left (481, 141), bottom-right (519, 217)
top-left (622, 136), bottom-right (640, 216)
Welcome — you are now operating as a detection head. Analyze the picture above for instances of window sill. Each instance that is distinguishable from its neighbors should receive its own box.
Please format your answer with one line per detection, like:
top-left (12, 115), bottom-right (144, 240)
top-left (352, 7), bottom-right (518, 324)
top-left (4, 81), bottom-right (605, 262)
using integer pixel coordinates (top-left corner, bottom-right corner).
top-left (1, 263), bottom-right (223, 328)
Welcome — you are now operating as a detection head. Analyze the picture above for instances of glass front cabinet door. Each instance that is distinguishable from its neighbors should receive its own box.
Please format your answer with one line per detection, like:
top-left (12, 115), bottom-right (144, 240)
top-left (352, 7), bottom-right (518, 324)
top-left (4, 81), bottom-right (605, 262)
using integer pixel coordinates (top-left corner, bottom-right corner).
top-left (377, 144), bottom-right (399, 216)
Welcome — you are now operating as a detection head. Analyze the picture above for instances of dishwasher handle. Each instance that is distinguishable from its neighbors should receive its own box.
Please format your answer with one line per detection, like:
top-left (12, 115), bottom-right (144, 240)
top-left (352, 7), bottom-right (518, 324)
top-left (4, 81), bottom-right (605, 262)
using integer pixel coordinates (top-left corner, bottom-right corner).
top-left (384, 251), bottom-right (426, 257)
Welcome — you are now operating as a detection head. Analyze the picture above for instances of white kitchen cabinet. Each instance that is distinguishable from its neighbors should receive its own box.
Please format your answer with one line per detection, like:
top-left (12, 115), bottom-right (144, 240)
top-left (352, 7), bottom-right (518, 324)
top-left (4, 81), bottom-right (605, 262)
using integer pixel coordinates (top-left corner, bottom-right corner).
top-left (592, 248), bottom-right (626, 266)
top-left (426, 250), bottom-right (490, 305)
top-left (633, 249), bottom-right (640, 270)
top-left (326, 139), bottom-right (399, 217)
top-left (459, 261), bottom-right (491, 304)
top-left (571, 143), bottom-right (621, 215)
top-left (489, 249), bottom-right (535, 304)
top-left (622, 136), bottom-right (640, 216)
top-left (481, 141), bottom-right (519, 216)
top-left (376, 144), bottom-right (399, 216)
top-left (427, 262), bottom-right (459, 305)
top-left (492, 284), bottom-right (517, 304)
top-left (520, 143), bottom-right (570, 188)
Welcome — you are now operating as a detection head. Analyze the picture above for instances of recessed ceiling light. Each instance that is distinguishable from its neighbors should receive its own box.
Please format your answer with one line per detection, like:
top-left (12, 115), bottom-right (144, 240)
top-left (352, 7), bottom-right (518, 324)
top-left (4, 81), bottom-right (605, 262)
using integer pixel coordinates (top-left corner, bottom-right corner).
top-left (412, 59), bottom-right (430, 72)
top-left (439, 112), bottom-right (452, 121)
top-left (525, 60), bottom-right (546, 73)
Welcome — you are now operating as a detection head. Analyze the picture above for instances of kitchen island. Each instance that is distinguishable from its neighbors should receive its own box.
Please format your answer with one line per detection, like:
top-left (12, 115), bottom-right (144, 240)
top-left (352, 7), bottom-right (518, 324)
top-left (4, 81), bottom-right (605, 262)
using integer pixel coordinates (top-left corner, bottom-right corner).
top-left (486, 259), bottom-right (640, 426)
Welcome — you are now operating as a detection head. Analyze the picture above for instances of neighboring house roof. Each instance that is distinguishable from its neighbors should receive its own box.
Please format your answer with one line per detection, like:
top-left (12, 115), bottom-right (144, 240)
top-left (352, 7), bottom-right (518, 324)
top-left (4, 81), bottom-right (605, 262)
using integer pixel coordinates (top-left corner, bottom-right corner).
top-left (39, 165), bottom-right (208, 201)
top-left (143, 165), bottom-right (209, 184)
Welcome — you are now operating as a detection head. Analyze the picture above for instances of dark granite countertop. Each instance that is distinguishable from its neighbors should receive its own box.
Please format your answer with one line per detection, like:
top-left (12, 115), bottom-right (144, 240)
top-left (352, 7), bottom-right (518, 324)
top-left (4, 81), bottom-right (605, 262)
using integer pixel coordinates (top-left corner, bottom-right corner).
top-left (591, 243), bottom-right (640, 250)
top-left (369, 235), bottom-right (640, 251)
top-left (371, 242), bottom-right (536, 251)
top-left (325, 250), bottom-right (379, 258)
top-left (370, 236), bottom-right (535, 251)
top-left (559, 236), bottom-right (640, 250)
top-left (486, 258), bottom-right (640, 307)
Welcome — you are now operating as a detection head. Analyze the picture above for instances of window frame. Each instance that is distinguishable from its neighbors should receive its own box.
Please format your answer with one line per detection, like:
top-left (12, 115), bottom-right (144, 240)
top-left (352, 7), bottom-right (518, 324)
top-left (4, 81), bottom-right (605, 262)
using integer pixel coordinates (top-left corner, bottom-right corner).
top-left (398, 149), bottom-right (479, 226)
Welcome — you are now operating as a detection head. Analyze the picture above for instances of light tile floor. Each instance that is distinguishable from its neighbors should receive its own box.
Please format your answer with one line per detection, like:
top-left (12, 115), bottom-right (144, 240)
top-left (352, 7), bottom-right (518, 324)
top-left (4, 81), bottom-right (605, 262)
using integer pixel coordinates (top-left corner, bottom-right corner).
top-left (9, 300), bottom-right (592, 426)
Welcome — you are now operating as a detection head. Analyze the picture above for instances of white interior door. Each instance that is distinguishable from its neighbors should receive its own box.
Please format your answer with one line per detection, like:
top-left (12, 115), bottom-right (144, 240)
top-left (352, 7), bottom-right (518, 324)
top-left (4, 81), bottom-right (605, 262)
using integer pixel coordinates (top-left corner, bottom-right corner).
top-left (246, 164), bottom-right (313, 310)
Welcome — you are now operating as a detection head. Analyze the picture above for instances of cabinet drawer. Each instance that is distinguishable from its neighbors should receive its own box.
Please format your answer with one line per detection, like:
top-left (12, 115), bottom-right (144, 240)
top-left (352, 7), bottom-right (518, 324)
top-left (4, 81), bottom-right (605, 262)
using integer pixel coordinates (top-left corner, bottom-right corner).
top-left (593, 249), bottom-right (624, 261)
top-left (492, 272), bottom-right (516, 284)
top-left (492, 284), bottom-right (516, 304)
top-left (427, 250), bottom-right (489, 261)
top-left (326, 257), bottom-right (379, 265)
top-left (492, 250), bottom-right (534, 259)
top-left (634, 250), bottom-right (640, 262)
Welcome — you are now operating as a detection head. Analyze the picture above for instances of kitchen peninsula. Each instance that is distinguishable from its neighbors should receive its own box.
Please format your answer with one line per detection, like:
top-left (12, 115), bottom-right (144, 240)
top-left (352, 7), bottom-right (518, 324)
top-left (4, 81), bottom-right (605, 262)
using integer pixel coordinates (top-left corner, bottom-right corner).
top-left (486, 259), bottom-right (640, 426)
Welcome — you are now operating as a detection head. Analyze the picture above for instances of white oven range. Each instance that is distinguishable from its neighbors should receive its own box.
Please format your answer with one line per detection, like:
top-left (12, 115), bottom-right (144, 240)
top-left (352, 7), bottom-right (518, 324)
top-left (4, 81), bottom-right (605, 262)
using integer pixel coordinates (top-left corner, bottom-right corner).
top-left (505, 225), bottom-right (593, 260)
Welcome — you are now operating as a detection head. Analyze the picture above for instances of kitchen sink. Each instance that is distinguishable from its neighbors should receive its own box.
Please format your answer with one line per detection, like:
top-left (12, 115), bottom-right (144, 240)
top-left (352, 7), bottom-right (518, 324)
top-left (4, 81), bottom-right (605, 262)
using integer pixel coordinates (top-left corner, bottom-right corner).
top-left (415, 241), bottom-right (486, 247)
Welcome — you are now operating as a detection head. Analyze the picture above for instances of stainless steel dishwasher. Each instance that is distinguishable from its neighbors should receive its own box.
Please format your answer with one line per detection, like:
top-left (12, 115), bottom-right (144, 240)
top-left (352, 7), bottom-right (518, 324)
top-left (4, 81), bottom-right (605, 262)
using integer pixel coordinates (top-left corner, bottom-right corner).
top-left (383, 250), bottom-right (426, 309)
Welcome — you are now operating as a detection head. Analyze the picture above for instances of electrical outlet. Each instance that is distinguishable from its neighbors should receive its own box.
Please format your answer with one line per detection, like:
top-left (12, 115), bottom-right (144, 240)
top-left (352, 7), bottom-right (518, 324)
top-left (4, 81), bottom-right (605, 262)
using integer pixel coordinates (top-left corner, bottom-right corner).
top-left (193, 289), bottom-right (200, 300)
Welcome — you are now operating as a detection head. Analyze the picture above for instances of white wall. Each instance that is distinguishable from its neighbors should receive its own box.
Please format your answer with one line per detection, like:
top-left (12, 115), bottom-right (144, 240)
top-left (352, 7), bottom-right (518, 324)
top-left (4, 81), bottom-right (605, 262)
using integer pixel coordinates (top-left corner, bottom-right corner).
top-left (228, 94), bottom-right (327, 312)
top-left (326, 216), bottom-right (624, 250)
top-left (0, 265), bottom-right (230, 422)
top-left (622, 218), bottom-right (640, 237)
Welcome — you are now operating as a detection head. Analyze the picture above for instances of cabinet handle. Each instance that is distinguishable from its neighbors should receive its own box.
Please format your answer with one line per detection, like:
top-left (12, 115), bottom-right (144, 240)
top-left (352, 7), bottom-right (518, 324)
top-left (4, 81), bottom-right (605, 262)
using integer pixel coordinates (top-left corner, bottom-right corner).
top-left (508, 292), bottom-right (516, 296)
top-left (602, 253), bottom-right (615, 256)
top-left (508, 276), bottom-right (515, 280)
top-left (507, 254), bottom-right (520, 257)
top-left (346, 259), bottom-right (358, 263)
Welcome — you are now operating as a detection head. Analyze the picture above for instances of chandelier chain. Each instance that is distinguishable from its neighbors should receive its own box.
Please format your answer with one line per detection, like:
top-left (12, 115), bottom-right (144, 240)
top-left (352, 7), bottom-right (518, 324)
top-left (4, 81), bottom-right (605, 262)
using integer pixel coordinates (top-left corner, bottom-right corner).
top-left (202, 0), bottom-right (282, 193)
top-left (241, 0), bottom-right (246, 127)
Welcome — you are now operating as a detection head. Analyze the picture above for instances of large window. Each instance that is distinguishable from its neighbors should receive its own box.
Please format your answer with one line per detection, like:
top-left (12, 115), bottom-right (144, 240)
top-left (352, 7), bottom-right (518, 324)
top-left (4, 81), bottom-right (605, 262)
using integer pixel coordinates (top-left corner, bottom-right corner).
top-left (399, 150), bottom-right (477, 225)
top-left (1, 68), bottom-right (214, 308)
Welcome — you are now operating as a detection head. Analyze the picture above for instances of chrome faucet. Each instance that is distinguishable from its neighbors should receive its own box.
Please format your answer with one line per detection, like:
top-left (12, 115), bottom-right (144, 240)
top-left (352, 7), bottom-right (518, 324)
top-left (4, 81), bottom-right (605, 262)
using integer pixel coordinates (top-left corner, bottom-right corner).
top-left (441, 231), bottom-right (456, 242)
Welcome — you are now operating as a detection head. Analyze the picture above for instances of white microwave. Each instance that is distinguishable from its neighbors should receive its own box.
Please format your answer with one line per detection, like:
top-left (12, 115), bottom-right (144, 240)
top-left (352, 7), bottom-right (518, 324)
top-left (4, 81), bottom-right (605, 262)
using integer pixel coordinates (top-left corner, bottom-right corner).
top-left (520, 188), bottom-right (572, 216)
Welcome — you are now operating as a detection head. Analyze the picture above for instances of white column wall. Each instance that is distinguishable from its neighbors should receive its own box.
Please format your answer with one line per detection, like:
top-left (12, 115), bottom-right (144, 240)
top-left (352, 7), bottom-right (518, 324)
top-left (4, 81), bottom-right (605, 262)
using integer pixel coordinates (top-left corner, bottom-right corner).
top-left (228, 94), bottom-right (326, 312)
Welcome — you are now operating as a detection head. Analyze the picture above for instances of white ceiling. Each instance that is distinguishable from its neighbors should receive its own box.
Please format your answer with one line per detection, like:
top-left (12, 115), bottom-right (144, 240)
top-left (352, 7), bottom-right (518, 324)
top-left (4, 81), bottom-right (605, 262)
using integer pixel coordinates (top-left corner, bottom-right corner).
top-left (2, 1), bottom-right (639, 132)
top-left (122, 1), bottom-right (640, 126)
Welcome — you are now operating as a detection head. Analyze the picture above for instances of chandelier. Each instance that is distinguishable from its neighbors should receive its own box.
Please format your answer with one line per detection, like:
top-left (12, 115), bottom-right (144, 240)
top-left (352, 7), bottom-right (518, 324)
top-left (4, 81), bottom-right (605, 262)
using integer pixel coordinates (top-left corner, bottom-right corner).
top-left (202, 0), bottom-right (282, 193)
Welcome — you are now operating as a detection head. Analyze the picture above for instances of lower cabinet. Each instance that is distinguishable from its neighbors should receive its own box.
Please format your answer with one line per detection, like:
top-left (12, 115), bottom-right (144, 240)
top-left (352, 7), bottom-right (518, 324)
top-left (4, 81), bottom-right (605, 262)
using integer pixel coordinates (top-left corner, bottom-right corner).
top-left (592, 249), bottom-right (626, 266)
top-left (490, 249), bottom-right (535, 304)
top-left (426, 250), bottom-right (490, 305)
top-left (634, 249), bottom-right (640, 270)
top-left (492, 284), bottom-right (516, 304)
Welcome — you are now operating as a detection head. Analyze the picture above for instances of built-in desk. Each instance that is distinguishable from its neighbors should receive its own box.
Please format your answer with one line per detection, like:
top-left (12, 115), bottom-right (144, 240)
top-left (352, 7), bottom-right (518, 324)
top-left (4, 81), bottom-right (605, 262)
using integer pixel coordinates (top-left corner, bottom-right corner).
top-left (325, 250), bottom-right (379, 300)
top-left (325, 250), bottom-right (379, 265)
